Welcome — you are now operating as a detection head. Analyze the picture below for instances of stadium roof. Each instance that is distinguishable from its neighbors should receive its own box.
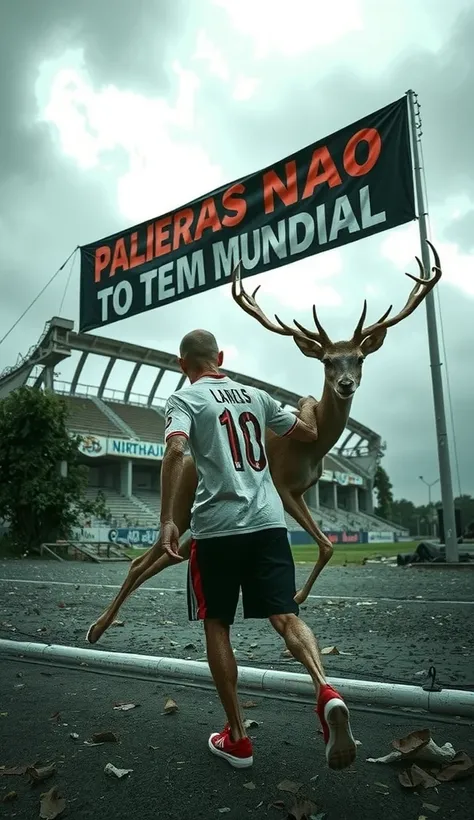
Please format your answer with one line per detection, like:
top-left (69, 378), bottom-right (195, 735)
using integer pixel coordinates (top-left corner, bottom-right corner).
top-left (0, 316), bottom-right (381, 455)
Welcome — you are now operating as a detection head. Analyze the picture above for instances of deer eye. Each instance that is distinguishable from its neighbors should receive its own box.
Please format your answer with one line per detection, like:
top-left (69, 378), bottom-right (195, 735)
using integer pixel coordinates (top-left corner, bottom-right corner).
top-left (322, 356), bottom-right (331, 366)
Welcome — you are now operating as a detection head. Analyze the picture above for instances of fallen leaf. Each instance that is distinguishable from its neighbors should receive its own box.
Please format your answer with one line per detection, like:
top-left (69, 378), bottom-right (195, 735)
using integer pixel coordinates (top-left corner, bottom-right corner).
top-left (104, 763), bottom-right (133, 779)
top-left (91, 731), bottom-right (119, 743)
top-left (218, 809), bottom-right (231, 814)
top-left (250, 643), bottom-right (258, 649)
top-left (392, 729), bottom-right (431, 755)
top-left (69, 733), bottom-right (79, 740)
top-left (148, 745), bottom-right (159, 751)
top-left (241, 700), bottom-right (258, 709)
top-left (0, 764), bottom-right (30, 776)
top-left (422, 803), bottom-right (440, 813)
top-left (398, 765), bottom-right (439, 789)
top-left (0, 712), bottom-right (8, 717)
top-left (162, 698), bottom-right (178, 715)
top-left (374, 781), bottom-right (389, 791)
top-left (243, 781), bottom-right (256, 789)
top-left (39, 786), bottom-right (66, 819)
top-left (2, 791), bottom-right (17, 802)
top-left (244, 719), bottom-right (259, 729)
top-left (170, 640), bottom-right (179, 647)
top-left (277, 779), bottom-right (302, 794)
top-left (27, 763), bottom-right (56, 784)
top-left (268, 800), bottom-right (286, 810)
top-left (321, 646), bottom-right (340, 655)
top-left (436, 752), bottom-right (474, 782)
top-left (49, 712), bottom-right (60, 722)
top-left (288, 798), bottom-right (317, 819)
top-left (111, 620), bottom-right (125, 627)
top-left (113, 702), bottom-right (139, 711)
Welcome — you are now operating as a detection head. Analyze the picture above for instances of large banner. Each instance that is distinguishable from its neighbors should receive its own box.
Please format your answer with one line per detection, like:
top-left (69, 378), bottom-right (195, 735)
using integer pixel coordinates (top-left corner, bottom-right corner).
top-left (80, 96), bottom-right (415, 332)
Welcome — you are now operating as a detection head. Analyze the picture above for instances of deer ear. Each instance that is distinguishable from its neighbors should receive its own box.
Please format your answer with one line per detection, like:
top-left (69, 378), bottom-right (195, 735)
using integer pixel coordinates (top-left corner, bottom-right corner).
top-left (293, 335), bottom-right (325, 360)
top-left (360, 327), bottom-right (387, 355)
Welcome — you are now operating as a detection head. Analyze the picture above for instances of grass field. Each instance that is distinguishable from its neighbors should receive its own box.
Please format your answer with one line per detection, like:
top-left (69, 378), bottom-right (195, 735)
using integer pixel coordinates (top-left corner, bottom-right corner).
top-left (123, 541), bottom-right (416, 565)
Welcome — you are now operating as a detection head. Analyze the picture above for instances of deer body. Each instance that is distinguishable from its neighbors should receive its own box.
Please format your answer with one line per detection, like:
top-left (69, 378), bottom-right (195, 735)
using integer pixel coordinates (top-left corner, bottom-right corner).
top-left (86, 241), bottom-right (442, 644)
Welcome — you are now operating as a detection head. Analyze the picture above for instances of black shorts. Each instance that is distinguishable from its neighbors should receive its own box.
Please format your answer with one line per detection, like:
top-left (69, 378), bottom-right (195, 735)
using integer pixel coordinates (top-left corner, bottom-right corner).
top-left (186, 527), bottom-right (299, 625)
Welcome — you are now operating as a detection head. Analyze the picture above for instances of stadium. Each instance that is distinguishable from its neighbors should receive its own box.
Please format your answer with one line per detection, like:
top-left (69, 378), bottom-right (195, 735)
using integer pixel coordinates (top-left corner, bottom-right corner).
top-left (0, 315), bottom-right (408, 551)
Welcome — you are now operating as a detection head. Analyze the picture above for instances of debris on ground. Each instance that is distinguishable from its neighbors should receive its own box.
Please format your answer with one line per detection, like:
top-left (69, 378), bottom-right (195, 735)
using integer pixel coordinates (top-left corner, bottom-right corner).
top-left (39, 786), bottom-right (66, 819)
top-left (277, 779), bottom-right (303, 794)
top-left (321, 646), bottom-right (340, 655)
top-left (184, 643), bottom-right (196, 650)
top-left (0, 764), bottom-right (32, 776)
top-left (27, 763), bottom-right (56, 784)
top-left (2, 791), bottom-right (17, 802)
top-left (113, 702), bottom-right (139, 711)
top-left (243, 781), bottom-right (256, 789)
top-left (104, 763), bottom-right (133, 779)
top-left (241, 700), bottom-right (258, 709)
top-left (244, 718), bottom-right (259, 729)
top-left (367, 728), bottom-right (474, 790)
top-left (162, 698), bottom-right (178, 715)
top-left (111, 619), bottom-right (125, 627)
top-left (287, 798), bottom-right (318, 819)
top-left (218, 808), bottom-right (230, 814)
top-left (90, 731), bottom-right (119, 744)
top-left (69, 733), bottom-right (79, 741)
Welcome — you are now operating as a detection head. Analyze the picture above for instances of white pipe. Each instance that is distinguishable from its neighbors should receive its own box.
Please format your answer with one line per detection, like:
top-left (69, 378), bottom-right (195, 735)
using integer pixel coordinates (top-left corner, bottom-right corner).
top-left (1, 640), bottom-right (473, 718)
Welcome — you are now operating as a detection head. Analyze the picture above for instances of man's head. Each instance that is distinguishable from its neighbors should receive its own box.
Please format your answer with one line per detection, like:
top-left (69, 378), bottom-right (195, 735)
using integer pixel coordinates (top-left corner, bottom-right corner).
top-left (178, 329), bottom-right (223, 380)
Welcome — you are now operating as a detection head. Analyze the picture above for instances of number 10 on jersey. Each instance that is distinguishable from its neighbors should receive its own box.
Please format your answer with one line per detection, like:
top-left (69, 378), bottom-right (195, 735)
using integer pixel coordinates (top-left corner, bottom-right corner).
top-left (219, 409), bottom-right (267, 472)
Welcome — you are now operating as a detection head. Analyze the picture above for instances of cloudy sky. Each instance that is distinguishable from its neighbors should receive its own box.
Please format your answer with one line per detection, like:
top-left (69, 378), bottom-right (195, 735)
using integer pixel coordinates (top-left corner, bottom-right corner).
top-left (0, 0), bottom-right (473, 505)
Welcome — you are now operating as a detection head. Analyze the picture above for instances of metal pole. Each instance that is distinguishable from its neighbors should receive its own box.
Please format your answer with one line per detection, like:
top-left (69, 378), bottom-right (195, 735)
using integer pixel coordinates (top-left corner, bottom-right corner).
top-left (407, 90), bottom-right (458, 562)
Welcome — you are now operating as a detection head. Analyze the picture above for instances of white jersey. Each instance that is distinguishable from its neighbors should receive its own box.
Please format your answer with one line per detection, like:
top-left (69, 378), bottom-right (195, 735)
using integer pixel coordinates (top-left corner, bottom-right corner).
top-left (164, 374), bottom-right (297, 539)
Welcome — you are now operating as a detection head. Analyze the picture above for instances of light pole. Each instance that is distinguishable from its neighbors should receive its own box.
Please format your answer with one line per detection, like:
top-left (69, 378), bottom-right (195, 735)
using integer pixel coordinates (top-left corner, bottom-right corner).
top-left (419, 475), bottom-right (440, 538)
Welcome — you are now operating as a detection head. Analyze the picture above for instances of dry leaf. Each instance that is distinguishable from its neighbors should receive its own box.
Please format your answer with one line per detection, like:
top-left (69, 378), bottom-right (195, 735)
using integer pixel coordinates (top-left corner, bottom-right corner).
top-left (111, 620), bottom-right (125, 627)
top-left (241, 700), bottom-right (258, 709)
top-left (2, 791), bottom-right (17, 802)
top-left (277, 779), bottom-right (302, 794)
top-left (92, 731), bottom-right (118, 743)
top-left (269, 800), bottom-right (286, 810)
top-left (244, 719), bottom-right (259, 729)
top-left (0, 764), bottom-right (31, 776)
top-left (436, 752), bottom-right (474, 782)
top-left (243, 781), bottom-right (256, 789)
top-left (374, 782), bottom-right (389, 791)
top-left (250, 643), bottom-right (258, 649)
top-left (104, 763), bottom-right (133, 779)
top-left (69, 733), bottom-right (79, 740)
top-left (162, 698), bottom-right (178, 715)
top-left (113, 702), bottom-right (139, 711)
top-left (218, 809), bottom-right (231, 814)
top-left (288, 798), bottom-right (317, 819)
top-left (422, 804), bottom-right (440, 813)
top-left (392, 729), bottom-right (431, 755)
top-left (398, 765), bottom-right (439, 789)
top-left (39, 786), bottom-right (66, 819)
top-left (321, 646), bottom-right (340, 655)
top-left (27, 764), bottom-right (56, 784)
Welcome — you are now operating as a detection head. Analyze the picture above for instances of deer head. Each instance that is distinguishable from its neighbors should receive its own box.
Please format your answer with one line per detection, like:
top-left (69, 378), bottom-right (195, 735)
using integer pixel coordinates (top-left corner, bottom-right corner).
top-left (231, 240), bottom-right (442, 402)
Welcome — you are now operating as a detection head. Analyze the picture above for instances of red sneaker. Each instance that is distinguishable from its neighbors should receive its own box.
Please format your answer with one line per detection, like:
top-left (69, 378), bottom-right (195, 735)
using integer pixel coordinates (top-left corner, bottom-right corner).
top-left (316, 684), bottom-right (357, 770)
top-left (208, 725), bottom-right (253, 769)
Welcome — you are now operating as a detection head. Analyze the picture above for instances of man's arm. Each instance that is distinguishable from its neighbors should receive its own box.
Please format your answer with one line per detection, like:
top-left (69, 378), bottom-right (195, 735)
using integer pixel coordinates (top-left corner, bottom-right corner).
top-left (160, 433), bottom-right (188, 525)
top-left (261, 390), bottom-right (318, 442)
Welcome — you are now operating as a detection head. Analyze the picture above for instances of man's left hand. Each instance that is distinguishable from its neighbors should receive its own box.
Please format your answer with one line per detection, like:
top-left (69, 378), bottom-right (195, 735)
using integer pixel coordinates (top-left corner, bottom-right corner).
top-left (160, 520), bottom-right (183, 562)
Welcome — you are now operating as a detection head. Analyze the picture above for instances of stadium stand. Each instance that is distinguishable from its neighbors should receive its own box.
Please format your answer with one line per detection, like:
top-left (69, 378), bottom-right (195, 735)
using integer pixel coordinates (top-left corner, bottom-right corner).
top-left (105, 401), bottom-right (166, 441)
top-left (64, 396), bottom-right (123, 437)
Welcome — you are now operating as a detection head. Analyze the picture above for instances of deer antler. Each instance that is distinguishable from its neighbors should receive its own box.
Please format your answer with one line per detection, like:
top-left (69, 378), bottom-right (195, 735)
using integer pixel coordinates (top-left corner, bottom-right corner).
top-left (231, 263), bottom-right (332, 346)
top-left (351, 240), bottom-right (442, 343)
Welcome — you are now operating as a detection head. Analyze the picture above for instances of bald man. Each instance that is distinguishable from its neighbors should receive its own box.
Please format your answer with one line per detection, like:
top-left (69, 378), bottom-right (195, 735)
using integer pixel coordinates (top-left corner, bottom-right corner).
top-left (159, 329), bottom-right (356, 771)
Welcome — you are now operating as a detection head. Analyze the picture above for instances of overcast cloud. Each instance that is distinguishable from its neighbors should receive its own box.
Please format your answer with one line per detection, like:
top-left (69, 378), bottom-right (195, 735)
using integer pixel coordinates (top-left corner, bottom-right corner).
top-left (0, 0), bottom-right (472, 505)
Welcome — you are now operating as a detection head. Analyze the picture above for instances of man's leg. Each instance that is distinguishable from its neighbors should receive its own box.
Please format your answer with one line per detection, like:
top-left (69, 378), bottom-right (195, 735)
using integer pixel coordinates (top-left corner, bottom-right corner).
top-left (187, 536), bottom-right (253, 769)
top-left (204, 619), bottom-right (246, 741)
top-left (242, 528), bottom-right (356, 770)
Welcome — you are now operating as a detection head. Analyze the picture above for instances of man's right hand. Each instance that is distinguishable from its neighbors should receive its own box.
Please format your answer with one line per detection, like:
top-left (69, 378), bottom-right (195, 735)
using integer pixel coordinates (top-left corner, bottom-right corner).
top-left (160, 520), bottom-right (183, 562)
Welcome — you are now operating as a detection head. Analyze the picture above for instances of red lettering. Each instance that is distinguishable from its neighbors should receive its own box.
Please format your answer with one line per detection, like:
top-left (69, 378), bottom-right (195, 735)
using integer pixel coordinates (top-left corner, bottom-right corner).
top-left (343, 128), bottom-right (381, 176)
top-left (222, 183), bottom-right (247, 227)
top-left (302, 147), bottom-right (342, 200)
top-left (173, 208), bottom-right (194, 250)
top-left (263, 161), bottom-right (297, 214)
top-left (110, 238), bottom-right (129, 277)
top-left (146, 223), bottom-right (154, 262)
top-left (94, 246), bottom-right (111, 283)
top-left (154, 217), bottom-right (172, 257)
top-left (194, 197), bottom-right (222, 242)
top-left (129, 231), bottom-right (145, 268)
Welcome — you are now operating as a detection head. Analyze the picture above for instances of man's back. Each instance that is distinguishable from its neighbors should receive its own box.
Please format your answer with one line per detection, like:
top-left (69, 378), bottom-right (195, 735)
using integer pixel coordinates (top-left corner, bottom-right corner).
top-left (164, 374), bottom-right (297, 538)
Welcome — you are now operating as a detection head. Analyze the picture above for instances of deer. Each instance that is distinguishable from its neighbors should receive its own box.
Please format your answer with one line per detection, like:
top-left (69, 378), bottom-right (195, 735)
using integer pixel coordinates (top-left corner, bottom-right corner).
top-left (86, 240), bottom-right (442, 645)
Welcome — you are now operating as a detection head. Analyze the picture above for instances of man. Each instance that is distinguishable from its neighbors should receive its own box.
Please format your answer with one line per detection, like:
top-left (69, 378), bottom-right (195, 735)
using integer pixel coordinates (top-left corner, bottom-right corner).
top-left (160, 329), bottom-right (356, 771)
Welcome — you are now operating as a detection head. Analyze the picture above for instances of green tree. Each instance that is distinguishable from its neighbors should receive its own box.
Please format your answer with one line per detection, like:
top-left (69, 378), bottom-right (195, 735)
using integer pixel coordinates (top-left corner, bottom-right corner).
top-left (0, 386), bottom-right (107, 553)
top-left (374, 464), bottom-right (394, 520)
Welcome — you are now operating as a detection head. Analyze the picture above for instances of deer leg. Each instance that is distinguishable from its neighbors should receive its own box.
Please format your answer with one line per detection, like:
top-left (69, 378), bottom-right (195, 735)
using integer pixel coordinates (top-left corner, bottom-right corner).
top-left (86, 457), bottom-right (197, 644)
top-left (279, 490), bottom-right (334, 604)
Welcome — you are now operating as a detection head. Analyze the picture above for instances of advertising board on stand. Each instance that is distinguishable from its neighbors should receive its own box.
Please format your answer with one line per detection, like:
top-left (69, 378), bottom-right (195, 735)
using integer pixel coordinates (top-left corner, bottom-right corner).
top-left (77, 435), bottom-right (165, 461)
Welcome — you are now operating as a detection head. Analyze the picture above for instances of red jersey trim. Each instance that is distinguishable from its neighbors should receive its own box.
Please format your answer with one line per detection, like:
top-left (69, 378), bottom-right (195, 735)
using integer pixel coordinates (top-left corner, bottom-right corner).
top-left (282, 418), bottom-right (298, 437)
top-left (165, 431), bottom-right (189, 442)
top-left (192, 372), bottom-right (227, 383)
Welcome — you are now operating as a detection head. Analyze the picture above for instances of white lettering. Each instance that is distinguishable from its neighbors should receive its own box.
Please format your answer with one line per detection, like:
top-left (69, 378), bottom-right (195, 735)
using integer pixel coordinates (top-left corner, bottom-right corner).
top-left (261, 220), bottom-right (287, 263)
top-left (97, 286), bottom-right (114, 322)
top-left (113, 281), bottom-right (133, 316)
top-left (140, 270), bottom-right (157, 305)
top-left (329, 195), bottom-right (360, 242)
top-left (176, 250), bottom-right (205, 294)
top-left (240, 229), bottom-right (261, 269)
top-left (288, 213), bottom-right (314, 255)
top-left (158, 262), bottom-right (175, 300)
top-left (212, 236), bottom-right (240, 280)
top-left (360, 185), bottom-right (386, 228)
top-left (316, 204), bottom-right (328, 244)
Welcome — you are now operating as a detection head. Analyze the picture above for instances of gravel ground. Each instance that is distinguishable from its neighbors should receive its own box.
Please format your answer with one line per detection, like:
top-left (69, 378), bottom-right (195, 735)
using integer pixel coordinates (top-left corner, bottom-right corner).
top-left (0, 559), bottom-right (473, 688)
top-left (1, 661), bottom-right (474, 820)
